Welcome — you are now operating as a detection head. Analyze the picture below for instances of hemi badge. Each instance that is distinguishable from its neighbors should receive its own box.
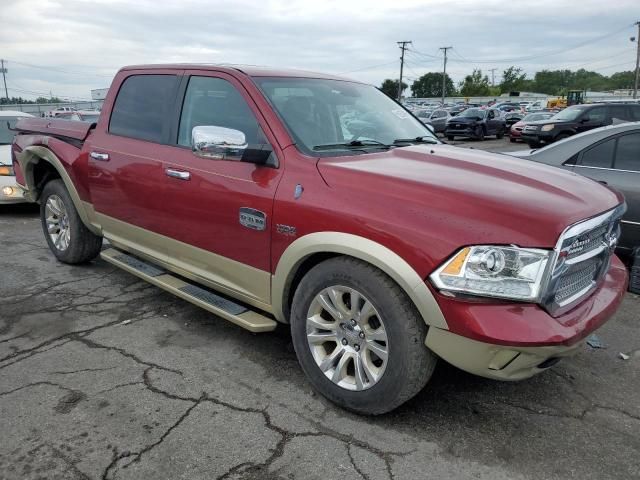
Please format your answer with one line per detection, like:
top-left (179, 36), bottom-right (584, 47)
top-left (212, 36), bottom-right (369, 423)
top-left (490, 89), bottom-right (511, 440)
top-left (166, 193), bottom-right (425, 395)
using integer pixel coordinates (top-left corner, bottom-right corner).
top-left (239, 207), bottom-right (266, 231)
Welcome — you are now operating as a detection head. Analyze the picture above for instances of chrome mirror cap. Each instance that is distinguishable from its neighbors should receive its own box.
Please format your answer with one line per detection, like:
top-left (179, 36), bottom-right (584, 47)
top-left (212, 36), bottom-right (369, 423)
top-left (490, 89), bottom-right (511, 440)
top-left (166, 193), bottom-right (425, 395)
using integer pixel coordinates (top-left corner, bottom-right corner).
top-left (192, 126), bottom-right (247, 160)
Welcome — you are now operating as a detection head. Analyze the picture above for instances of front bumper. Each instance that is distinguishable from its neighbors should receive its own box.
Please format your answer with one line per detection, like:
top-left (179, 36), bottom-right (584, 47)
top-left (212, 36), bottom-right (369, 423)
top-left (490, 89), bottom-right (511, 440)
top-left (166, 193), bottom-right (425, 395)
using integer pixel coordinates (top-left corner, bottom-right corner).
top-left (0, 175), bottom-right (26, 204)
top-left (521, 131), bottom-right (554, 144)
top-left (445, 125), bottom-right (476, 137)
top-left (426, 255), bottom-right (628, 380)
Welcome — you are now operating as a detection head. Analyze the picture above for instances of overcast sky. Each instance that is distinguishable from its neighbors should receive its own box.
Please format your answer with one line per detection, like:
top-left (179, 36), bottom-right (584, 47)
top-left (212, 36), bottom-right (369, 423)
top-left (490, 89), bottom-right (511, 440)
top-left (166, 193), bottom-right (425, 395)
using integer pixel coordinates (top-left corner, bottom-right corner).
top-left (1, 0), bottom-right (638, 100)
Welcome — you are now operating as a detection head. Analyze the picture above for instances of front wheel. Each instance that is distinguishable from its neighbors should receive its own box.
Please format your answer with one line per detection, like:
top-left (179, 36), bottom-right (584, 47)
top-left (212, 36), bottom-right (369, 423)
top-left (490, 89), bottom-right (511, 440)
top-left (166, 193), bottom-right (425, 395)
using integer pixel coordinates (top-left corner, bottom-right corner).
top-left (40, 179), bottom-right (102, 264)
top-left (290, 257), bottom-right (437, 415)
top-left (475, 126), bottom-right (485, 141)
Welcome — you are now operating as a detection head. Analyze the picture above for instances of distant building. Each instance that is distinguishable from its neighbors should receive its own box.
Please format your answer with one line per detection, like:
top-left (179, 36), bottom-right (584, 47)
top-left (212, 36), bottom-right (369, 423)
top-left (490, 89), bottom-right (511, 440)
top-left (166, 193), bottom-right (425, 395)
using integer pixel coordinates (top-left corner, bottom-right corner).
top-left (91, 88), bottom-right (109, 101)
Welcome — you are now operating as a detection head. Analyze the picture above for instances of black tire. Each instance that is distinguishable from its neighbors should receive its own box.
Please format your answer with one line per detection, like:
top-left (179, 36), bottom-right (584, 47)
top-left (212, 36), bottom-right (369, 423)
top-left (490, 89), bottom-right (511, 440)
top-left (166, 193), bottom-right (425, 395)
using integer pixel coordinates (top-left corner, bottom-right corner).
top-left (509, 137), bottom-right (516, 143)
top-left (554, 133), bottom-right (570, 143)
top-left (290, 257), bottom-right (437, 415)
top-left (527, 141), bottom-right (541, 149)
top-left (475, 126), bottom-right (485, 141)
top-left (40, 179), bottom-right (102, 264)
top-left (447, 135), bottom-right (454, 141)
top-left (496, 128), bottom-right (504, 139)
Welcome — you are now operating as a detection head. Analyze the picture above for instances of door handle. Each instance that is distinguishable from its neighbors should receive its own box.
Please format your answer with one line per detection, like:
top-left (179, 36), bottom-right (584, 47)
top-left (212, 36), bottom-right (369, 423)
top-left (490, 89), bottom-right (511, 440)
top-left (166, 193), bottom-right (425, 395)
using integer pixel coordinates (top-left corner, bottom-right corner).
top-left (165, 168), bottom-right (191, 181)
top-left (90, 151), bottom-right (109, 161)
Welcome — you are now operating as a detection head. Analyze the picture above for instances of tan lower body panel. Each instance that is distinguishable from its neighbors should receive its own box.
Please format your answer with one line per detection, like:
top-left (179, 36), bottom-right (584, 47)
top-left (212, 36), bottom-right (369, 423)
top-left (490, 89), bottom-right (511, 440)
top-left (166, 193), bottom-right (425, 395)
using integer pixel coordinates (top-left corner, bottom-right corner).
top-left (425, 327), bottom-right (584, 381)
top-left (94, 212), bottom-right (272, 313)
top-left (100, 248), bottom-right (277, 333)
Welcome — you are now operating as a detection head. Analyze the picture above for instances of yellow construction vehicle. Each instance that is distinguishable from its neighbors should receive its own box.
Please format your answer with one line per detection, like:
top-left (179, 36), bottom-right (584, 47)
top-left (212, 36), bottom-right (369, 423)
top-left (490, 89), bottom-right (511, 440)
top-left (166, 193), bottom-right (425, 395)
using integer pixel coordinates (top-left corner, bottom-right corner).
top-left (546, 90), bottom-right (586, 109)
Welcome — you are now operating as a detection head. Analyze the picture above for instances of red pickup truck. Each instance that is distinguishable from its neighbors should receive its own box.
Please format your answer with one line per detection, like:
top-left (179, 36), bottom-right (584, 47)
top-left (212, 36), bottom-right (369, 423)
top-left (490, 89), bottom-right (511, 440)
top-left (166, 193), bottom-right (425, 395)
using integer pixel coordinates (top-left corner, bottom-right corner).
top-left (12, 65), bottom-right (628, 414)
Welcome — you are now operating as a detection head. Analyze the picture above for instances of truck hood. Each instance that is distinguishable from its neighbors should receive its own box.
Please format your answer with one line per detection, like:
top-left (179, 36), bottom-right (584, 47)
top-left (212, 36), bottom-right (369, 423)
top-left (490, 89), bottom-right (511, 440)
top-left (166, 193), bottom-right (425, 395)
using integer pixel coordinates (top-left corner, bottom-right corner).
top-left (317, 144), bottom-right (622, 250)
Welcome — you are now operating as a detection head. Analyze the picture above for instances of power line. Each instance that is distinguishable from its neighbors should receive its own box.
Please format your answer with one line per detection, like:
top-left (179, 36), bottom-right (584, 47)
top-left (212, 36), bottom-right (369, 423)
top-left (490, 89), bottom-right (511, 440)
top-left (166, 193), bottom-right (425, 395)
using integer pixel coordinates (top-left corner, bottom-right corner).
top-left (338, 61), bottom-right (398, 75)
top-left (448, 24), bottom-right (634, 64)
top-left (6, 59), bottom-right (114, 78)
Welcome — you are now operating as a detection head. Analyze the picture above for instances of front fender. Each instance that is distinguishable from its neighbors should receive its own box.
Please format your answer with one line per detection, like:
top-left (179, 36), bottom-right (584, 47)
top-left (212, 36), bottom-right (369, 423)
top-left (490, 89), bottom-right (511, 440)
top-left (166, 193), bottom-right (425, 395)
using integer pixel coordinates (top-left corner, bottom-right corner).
top-left (272, 232), bottom-right (448, 329)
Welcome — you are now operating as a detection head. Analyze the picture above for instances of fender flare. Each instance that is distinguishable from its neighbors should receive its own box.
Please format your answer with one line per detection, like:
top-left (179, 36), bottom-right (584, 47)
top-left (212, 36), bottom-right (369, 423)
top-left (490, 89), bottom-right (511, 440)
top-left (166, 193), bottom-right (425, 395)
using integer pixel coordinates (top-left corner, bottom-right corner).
top-left (17, 146), bottom-right (100, 234)
top-left (272, 232), bottom-right (448, 329)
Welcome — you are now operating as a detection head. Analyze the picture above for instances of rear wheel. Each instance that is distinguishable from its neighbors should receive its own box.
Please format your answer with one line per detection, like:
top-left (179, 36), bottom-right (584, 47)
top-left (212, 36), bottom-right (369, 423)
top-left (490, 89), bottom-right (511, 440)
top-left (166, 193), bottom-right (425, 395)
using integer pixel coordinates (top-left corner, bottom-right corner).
top-left (496, 128), bottom-right (504, 139)
top-left (40, 179), bottom-right (102, 264)
top-left (447, 135), bottom-right (454, 141)
top-left (509, 137), bottom-right (516, 143)
top-left (554, 133), bottom-right (570, 143)
top-left (290, 257), bottom-right (437, 415)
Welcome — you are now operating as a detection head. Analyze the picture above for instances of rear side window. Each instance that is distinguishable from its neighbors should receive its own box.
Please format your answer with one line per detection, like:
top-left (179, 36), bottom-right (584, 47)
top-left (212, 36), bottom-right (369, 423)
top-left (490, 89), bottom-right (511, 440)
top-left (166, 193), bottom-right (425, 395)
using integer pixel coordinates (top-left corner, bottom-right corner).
top-left (109, 74), bottom-right (179, 143)
top-left (585, 107), bottom-right (607, 124)
top-left (610, 105), bottom-right (629, 122)
top-left (614, 133), bottom-right (640, 172)
top-left (579, 138), bottom-right (615, 168)
top-left (630, 105), bottom-right (640, 121)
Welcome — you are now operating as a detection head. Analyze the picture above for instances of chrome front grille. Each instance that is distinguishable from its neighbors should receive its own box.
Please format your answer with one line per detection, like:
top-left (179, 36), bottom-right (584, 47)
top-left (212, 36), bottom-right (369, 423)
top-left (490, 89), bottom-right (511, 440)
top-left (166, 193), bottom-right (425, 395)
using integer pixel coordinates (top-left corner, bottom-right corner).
top-left (541, 205), bottom-right (625, 316)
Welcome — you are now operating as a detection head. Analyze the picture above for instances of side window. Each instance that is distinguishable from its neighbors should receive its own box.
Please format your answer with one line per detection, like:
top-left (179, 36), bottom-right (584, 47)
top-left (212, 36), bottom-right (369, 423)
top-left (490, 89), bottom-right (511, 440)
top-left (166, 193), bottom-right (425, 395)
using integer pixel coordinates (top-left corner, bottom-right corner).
top-left (178, 76), bottom-right (262, 148)
top-left (578, 138), bottom-right (615, 168)
top-left (585, 107), bottom-right (606, 124)
top-left (109, 75), bottom-right (179, 143)
top-left (614, 133), bottom-right (640, 172)
top-left (610, 105), bottom-right (629, 122)
top-left (630, 106), bottom-right (640, 121)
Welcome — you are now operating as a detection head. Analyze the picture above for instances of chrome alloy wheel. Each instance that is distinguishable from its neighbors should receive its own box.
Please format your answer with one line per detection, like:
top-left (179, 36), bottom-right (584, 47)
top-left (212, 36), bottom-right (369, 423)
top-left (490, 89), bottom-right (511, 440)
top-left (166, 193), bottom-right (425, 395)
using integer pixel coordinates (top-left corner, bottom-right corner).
top-left (306, 286), bottom-right (389, 391)
top-left (45, 194), bottom-right (71, 251)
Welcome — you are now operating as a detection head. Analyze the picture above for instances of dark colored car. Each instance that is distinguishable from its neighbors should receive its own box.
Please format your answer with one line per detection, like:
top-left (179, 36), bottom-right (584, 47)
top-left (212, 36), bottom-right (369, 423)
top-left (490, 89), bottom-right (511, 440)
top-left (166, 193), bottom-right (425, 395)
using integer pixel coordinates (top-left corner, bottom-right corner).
top-left (521, 103), bottom-right (640, 148)
top-left (510, 112), bottom-right (554, 142)
top-left (445, 108), bottom-right (506, 141)
top-left (417, 109), bottom-right (450, 133)
top-left (507, 122), bottom-right (640, 261)
top-left (447, 105), bottom-right (469, 116)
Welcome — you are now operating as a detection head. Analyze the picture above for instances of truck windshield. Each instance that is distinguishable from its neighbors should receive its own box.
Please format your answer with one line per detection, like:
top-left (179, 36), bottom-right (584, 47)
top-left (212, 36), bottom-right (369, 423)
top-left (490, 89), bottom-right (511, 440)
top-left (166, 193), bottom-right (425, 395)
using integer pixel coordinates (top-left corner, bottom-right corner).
top-left (0, 117), bottom-right (21, 145)
top-left (254, 77), bottom-right (437, 155)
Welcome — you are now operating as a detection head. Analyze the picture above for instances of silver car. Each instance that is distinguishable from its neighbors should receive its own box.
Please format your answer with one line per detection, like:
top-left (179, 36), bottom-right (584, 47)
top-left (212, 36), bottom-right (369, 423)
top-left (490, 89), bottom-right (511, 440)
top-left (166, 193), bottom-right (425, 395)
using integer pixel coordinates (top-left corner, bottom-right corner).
top-left (507, 122), bottom-right (640, 259)
top-left (0, 111), bottom-right (34, 204)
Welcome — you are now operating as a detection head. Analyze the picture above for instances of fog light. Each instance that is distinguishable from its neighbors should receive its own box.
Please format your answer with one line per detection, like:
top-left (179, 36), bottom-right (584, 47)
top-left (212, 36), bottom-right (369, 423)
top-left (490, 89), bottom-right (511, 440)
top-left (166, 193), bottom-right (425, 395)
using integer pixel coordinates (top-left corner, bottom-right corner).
top-left (2, 186), bottom-right (15, 196)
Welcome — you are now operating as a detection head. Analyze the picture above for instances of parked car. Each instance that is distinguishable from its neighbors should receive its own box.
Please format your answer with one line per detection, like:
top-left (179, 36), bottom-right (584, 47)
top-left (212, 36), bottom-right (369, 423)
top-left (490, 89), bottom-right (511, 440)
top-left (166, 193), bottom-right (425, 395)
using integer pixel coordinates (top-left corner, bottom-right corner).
top-left (507, 122), bottom-right (640, 262)
top-left (510, 112), bottom-right (554, 142)
top-left (417, 109), bottom-right (451, 133)
top-left (13, 64), bottom-right (627, 414)
top-left (504, 111), bottom-right (525, 131)
top-left (521, 103), bottom-right (640, 148)
top-left (445, 107), bottom-right (506, 140)
top-left (0, 110), bottom-right (33, 204)
top-left (446, 105), bottom-right (469, 116)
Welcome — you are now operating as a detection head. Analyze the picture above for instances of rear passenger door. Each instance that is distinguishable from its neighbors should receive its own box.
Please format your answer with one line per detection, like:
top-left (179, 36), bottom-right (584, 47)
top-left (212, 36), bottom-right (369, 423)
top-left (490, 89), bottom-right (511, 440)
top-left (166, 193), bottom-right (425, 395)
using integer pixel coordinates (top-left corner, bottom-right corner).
top-left (576, 106), bottom-right (608, 133)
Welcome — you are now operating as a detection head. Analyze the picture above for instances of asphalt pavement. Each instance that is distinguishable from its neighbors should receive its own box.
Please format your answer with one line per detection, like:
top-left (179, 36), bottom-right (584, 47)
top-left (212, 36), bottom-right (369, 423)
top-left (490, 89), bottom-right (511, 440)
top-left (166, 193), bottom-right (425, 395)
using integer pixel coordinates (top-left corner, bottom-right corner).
top-left (1, 137), bottom-right (639, 480)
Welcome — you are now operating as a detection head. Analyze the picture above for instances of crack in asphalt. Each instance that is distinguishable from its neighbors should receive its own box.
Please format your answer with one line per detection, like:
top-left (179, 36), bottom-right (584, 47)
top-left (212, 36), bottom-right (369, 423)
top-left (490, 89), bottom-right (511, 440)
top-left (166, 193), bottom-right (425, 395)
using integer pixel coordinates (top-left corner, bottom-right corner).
top-left (49, 366), bottom-right (118, 375)
top-left (347, 443), bottom-right (371, 480)
top-left (101, 394), bottom-right (206, 480)
top-left (0, 380), bottom-right (75, 398)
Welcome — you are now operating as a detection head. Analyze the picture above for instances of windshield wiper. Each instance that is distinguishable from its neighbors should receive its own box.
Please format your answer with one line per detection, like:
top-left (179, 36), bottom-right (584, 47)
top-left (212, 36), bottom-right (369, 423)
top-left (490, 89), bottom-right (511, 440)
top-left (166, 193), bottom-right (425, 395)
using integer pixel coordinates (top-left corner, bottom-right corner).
top-left (392, 136), bottom-right (438, 145)
top-left (312, 140), bottom-right (392, 151)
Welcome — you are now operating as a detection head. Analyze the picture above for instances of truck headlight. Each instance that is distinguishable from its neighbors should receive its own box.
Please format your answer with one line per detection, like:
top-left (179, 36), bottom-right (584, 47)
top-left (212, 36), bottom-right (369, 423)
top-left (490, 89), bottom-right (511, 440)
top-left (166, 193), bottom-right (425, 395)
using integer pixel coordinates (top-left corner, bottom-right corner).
top-left (540, 124), bottom-right (555, 132)
top-left (430, 246), bottom-right (551, 301)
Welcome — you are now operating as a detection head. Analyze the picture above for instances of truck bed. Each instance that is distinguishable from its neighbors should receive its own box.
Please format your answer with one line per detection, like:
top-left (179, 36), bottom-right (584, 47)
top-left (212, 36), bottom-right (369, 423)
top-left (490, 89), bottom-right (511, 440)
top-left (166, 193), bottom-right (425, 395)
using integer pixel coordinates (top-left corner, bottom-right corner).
top-left (14, 117), bottom-right (94, 143)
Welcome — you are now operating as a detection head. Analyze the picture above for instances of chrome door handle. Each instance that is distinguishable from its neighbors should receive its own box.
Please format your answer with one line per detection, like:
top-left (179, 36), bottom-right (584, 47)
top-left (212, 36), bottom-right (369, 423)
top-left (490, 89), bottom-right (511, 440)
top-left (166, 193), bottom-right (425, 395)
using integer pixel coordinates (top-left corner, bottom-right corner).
top-left (90, 151), bottom-right (109, 161)
top-left (165, 168), bottom-right (190, 180)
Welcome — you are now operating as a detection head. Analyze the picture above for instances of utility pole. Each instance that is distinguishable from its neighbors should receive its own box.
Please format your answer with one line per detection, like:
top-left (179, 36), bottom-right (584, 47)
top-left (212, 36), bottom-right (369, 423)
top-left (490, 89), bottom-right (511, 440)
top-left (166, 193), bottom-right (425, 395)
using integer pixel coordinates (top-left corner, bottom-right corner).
top-left (489, 68), bottom-right (497, 87)
top-left (0, 59), bottom-right (8, 102)
top-left (633, 21), bottom-right (640, 99)
top-left (397, 41), bottom-right (412, 102)
top-left (440, 46), bottom-right (452, 105)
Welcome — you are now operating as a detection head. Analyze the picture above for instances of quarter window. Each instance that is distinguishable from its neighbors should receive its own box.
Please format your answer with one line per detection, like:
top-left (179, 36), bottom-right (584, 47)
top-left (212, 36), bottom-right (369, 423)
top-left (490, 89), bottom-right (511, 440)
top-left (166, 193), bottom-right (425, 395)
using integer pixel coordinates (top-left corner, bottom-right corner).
top-left (614, 133), bottom-right (640, 172)
top-left (579, 138), bottom-right (615, 168)
top-left (109, 75), bottom-right (179, 143)
top-left (178, 76), bottom-right (262, 148)
top-left (584, 107), bottom-right (606, 124)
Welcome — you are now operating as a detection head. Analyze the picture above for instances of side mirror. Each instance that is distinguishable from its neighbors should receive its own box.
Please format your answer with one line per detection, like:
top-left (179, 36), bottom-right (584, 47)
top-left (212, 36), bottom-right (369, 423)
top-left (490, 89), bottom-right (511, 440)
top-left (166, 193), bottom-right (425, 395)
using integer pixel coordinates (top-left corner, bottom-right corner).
top-left (580, 116), bottom-right (590, 123)
top-left (192, 126), bottom-right (275, 166)
top-left (192, 126), bottom-right (247, 160)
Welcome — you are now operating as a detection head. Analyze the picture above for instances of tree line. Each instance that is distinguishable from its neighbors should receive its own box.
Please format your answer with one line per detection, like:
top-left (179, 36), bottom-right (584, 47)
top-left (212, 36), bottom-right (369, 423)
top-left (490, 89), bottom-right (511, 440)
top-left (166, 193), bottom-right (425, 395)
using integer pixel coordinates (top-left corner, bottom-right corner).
top-left (0, 96), bottom-right (65, 105)
top-left (380, 67), bottom-right (636, 98)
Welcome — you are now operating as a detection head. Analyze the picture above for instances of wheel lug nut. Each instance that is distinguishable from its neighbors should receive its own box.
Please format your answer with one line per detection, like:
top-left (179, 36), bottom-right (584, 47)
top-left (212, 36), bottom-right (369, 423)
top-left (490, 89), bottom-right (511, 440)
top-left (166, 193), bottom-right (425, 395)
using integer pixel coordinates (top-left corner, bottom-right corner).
top-left (359, 332), bottom-right (365, 339)
top-left (354, 344), bottom-right (360, 352)
top-left (350, 319), bottom-right (357, 326)
top-left (341, 338), bottom-right (348, 346)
